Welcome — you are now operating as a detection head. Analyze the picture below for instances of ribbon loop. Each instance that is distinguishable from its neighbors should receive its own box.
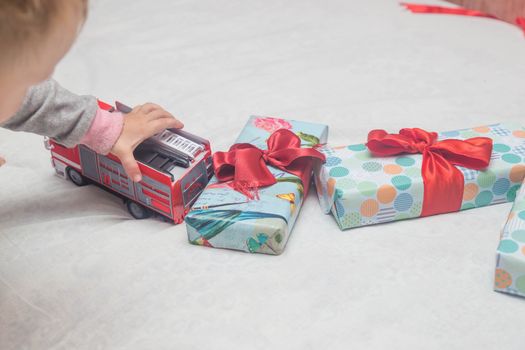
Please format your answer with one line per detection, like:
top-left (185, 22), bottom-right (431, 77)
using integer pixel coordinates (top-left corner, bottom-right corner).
top-left (366, 127), bottom-right (493, 216)
top-left (213, 128), bottom-right (326, 199)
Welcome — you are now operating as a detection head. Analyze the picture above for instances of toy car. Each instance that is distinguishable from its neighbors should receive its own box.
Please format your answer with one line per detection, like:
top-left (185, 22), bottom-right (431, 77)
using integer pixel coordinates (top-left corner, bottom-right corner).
top-left (45, 100), bottom-right (213, 224)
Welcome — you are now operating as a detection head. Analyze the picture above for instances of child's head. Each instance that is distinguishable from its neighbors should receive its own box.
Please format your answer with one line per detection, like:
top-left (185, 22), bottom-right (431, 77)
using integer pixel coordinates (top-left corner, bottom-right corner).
top-left (0, 0), bottom-right (88, 122)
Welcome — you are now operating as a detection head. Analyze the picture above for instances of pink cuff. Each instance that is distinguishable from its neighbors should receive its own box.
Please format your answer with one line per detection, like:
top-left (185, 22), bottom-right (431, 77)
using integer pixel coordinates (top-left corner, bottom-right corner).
top-left (80, 108), bottom-right (124, 155)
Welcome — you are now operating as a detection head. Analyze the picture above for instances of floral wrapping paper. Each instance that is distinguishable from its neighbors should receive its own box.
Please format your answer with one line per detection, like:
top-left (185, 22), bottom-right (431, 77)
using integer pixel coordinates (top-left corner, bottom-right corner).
top-left (185, 116), bottom-right (328, 255)
top-left (315, 123), bottom-right (525, 230)
top-left (495, 179), bottom-right (525, 297)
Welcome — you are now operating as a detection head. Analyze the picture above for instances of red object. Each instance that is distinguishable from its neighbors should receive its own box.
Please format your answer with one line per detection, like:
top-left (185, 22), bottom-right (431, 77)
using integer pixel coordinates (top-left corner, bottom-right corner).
top-left (517, 16), bottom-right (525, 31)
top-left (213, 129), bottom-right (326, 199)
top-left (47, 100), bottom-right (213, 224)
top-left (366, 128), bottom-right (493, 217)
top-left (400, 2), bottom-right (496, 18)
top-left (401, 2), bottom-right (525, 35)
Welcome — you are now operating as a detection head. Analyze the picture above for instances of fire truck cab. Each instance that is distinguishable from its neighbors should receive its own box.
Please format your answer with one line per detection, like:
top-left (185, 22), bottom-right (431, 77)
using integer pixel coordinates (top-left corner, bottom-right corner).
top-left (46, 101), bottom-right (213, 224)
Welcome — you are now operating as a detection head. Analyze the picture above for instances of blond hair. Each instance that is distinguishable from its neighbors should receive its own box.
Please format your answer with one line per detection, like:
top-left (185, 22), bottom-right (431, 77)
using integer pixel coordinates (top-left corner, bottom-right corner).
top-left (0, 0), bottom-right (88, 63)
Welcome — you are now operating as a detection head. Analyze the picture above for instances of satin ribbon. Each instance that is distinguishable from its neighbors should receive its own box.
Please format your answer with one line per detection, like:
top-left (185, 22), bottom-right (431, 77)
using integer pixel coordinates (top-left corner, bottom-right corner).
top-left (401, 3), bottom-right (525, 35)
top-left (517, 17), bottom-right (525, 32)
top-left (213, 129), bottom-right (326, 199)
top-left (400, 2), bottom-right (495, 18)
top-left (366, 128), bottom-right (493, 217)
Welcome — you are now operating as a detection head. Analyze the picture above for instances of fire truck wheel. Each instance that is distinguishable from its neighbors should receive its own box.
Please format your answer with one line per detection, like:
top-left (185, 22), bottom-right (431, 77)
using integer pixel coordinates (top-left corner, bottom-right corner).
top-left (126, 201), bottom-right (152, 219)
top-left (67, 167), bottom-right (87, 186)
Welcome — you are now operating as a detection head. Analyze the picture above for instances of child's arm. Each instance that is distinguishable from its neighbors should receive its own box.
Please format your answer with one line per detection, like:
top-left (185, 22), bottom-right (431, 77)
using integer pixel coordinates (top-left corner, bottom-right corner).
top-left (1, 79), bottom-right (100, 148)
top-left (1, 79), bottom-right (183, 181)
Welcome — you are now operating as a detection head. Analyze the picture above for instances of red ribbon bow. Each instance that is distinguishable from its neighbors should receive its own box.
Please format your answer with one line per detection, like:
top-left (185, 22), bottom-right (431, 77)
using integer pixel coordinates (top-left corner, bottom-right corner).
top-left (213, 129), bottom-right (326, 199)
top-left (366, 128), bottom-right (493, 217)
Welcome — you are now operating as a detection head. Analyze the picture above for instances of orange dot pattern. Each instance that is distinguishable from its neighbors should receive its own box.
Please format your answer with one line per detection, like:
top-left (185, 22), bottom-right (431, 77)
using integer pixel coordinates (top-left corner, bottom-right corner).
top-left (360, 199), bottom-right (379, 217)
top-left (509, 165), bottom-right (525, 183)
top-left (377, 184), bottom-right (397, 204)
top-left (512, 130), bottom-right (525, 138)
top-left (473, 126), bottom-right (490, 133)
top-left (494, 268), bottom-right (512, 289)
top-left (383, 164), bottom-right (402, 175)
top-left (463, 183), bottom-right (479, 201)
top-left (327, 178), bottom-right (336, 197)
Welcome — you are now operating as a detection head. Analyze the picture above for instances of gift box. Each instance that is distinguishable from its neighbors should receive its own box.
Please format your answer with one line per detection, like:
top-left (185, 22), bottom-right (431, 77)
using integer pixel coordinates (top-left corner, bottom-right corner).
top-left (185, 116), bottom-right (328, 254)
top-left (315, 123), bottom-right (525, 230)
top-left (495, 180), bottom-right (525, 298)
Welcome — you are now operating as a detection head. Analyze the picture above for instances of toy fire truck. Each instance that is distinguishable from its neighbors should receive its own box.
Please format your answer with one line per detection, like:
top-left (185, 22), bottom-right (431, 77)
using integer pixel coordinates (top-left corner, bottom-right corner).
top-left (45, 101), bottom-right (213, 224)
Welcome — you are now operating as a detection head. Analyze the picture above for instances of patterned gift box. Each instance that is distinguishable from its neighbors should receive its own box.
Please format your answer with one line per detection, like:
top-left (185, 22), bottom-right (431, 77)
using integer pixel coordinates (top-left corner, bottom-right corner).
top-left (495, 180), bottom-right (525, 298)
top-left (185, 116), bottom-right (328, 254)
top-left (315, 123), bottom-right (525, 230)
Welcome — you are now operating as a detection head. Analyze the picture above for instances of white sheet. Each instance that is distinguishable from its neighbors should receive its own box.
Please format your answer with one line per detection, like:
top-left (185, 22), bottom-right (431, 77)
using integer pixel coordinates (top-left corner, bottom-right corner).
top-left (1, 0), bottom-right (524, 349)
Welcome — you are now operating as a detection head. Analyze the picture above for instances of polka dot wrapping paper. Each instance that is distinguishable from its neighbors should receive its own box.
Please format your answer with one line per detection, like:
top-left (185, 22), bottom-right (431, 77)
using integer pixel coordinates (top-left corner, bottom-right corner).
top-left (315, 123), bottom-right (525, 230)
top-left (495, 181), bottom-right (525, 297)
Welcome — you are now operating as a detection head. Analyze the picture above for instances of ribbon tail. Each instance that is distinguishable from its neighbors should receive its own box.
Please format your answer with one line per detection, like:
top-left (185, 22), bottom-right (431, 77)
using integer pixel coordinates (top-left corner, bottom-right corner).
top-left (269, 151), bottom-right (326, 197)
top-left (233, 181), bottom-right (260, 200)
top-left (421, 151), bottom-right (465, 217)
top-left (400, 3), bottom-right (496, 18)
top-left (430, 137), bottom-right (493, 170)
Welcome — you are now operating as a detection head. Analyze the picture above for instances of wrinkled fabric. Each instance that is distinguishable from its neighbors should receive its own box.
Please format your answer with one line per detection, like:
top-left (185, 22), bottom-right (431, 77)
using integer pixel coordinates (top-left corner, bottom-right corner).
top-left (1, 0), bottom-right (525, 349)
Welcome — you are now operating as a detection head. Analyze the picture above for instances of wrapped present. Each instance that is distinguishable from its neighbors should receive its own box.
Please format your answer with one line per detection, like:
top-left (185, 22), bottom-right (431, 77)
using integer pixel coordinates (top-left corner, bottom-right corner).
top-left (495, 180), bottom-right (525, 298)
top-left (315, 123), bottom-right (525, 230)
top-left (185, 116), bottom-right (328, 254)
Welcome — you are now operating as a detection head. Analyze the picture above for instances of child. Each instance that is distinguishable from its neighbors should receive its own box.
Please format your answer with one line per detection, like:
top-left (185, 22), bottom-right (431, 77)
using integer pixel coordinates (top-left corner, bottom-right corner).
top-left (0, 0), bottom-right (183, 182)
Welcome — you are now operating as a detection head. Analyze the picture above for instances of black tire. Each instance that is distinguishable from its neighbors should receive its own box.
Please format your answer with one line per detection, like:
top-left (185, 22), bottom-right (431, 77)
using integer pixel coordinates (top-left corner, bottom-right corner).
top-left (67, 167), bottom-right (88, 186)
top-left (126, 200), bottom-right (152, 219)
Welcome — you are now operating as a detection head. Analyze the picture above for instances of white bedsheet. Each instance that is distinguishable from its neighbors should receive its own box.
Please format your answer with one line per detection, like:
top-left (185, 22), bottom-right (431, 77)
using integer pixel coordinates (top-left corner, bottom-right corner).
top-left (1, 0), bottom-right (524, 349)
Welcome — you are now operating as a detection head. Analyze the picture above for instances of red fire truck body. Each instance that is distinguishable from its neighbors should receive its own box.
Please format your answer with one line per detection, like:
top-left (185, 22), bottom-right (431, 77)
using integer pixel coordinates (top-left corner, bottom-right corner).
top-left (46, 101), bottom-right (213, 224)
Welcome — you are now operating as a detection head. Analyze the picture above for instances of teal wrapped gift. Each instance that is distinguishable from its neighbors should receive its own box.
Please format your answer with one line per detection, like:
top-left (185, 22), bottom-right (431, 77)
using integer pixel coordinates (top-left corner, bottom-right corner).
top-left (185, 116), bottom-right (328, 255)
top-left (495, 179), bottom-right (525, 298)
top-left (315, 123), bottom-right (525, 230)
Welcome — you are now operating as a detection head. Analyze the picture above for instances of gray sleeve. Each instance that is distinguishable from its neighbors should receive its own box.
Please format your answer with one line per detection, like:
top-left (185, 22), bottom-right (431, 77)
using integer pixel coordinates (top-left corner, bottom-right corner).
top-left (0, 79), bottom-right (99, 147)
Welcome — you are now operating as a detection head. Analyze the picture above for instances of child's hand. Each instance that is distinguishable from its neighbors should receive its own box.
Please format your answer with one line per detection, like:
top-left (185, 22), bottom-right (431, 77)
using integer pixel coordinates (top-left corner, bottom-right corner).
top-left (0, 156), bottom-right (5, 167)
top-left (111, 103), bottom-right (183, 182)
